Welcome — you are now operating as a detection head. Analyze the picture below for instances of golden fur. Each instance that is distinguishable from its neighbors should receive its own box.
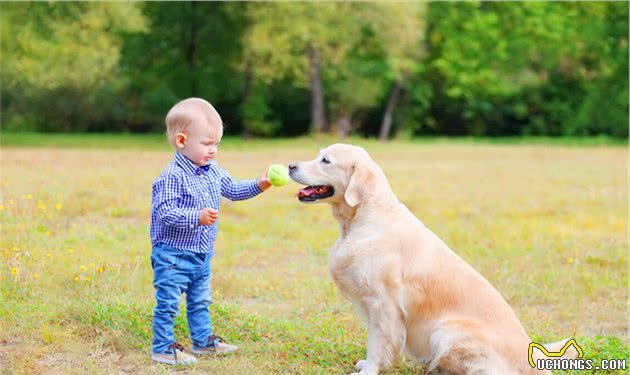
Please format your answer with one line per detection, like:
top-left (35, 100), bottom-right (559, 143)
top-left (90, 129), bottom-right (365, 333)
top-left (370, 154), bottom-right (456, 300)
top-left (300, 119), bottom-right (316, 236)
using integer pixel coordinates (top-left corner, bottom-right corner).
top-left (289, 144), bottom-right (574, 375)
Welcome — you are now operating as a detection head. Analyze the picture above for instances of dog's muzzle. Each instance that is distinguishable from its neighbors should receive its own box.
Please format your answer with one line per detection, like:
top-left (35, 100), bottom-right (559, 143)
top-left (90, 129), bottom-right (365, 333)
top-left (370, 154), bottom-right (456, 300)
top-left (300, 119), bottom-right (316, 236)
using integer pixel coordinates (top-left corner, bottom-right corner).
top-left (288, 163), bottom-right (335, 202)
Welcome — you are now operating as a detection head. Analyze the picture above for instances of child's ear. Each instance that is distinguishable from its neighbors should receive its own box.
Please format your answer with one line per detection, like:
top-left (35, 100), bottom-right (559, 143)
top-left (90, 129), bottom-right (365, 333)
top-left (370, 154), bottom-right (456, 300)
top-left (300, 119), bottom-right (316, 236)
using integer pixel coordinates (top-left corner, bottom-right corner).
top-left (175, 132), bottom-right (187, 149)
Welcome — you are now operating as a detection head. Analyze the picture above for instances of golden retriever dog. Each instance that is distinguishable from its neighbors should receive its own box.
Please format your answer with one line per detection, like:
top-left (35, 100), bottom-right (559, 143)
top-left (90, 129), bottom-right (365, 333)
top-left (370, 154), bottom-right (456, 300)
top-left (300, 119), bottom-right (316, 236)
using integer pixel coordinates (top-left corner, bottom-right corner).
top-left (288, 144), bottom-right (575, 375)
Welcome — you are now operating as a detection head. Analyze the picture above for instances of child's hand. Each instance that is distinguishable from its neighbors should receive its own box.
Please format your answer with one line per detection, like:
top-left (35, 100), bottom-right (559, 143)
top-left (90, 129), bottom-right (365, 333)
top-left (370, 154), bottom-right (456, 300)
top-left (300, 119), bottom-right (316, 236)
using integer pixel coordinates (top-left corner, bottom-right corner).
top-left (257, 167), bottom-right (272, 192)
top-left (198, 207), bottom-right (218, 225)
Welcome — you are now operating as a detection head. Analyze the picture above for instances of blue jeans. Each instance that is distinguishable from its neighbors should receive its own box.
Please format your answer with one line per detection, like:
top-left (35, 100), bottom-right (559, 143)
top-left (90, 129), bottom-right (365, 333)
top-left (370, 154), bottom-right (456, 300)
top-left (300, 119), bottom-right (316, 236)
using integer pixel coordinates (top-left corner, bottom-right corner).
top-left (151, 243), bottom-right (213, 354)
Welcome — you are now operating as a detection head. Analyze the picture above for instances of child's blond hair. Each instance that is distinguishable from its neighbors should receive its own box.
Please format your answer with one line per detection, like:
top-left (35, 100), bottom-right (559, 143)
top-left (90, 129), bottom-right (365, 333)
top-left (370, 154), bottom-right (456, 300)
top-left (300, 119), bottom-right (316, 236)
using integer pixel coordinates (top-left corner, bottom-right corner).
top-left (165, 98), bottom-right (223, 148)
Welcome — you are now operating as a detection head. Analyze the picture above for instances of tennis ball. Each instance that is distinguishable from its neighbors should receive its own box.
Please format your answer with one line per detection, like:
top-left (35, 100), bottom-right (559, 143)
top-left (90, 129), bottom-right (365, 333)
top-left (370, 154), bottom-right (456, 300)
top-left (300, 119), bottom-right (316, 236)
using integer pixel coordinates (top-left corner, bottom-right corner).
top-left (268, 164), bottom-right (289, 187)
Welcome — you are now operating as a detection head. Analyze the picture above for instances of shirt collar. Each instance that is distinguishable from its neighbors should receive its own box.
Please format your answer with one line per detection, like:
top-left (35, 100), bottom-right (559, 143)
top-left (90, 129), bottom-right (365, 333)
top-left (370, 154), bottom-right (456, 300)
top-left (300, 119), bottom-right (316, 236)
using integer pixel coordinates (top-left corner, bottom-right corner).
top-left (174, 151), bottom-right (214, 175)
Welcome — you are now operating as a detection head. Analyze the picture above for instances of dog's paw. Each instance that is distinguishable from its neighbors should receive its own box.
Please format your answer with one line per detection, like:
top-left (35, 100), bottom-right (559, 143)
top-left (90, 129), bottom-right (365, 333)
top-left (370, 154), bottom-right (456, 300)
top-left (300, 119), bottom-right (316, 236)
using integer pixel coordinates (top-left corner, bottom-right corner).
top-left (354, 359), bottom-right (367, 371)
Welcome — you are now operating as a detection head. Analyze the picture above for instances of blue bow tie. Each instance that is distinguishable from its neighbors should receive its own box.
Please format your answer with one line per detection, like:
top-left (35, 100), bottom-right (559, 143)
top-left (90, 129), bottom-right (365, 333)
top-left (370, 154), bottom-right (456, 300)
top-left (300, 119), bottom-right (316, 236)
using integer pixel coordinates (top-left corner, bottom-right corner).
top-left (196, 165), bottom-right (210, 175)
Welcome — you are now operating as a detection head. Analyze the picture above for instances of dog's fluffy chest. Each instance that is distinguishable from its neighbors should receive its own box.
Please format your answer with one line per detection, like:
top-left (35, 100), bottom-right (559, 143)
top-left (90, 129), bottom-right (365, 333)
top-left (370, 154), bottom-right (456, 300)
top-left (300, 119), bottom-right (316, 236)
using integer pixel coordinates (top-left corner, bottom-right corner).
top-left (327, 236), bottom-right (377, 302)
top-left (328, 239), bottom-right (352, 284)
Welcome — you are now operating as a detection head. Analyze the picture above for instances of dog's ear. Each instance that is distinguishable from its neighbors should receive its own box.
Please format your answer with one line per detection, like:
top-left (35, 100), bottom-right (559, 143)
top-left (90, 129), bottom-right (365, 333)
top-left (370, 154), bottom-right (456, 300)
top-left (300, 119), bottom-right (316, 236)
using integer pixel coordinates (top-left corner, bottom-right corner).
top-left (344, 163), bottom-right (375, 207)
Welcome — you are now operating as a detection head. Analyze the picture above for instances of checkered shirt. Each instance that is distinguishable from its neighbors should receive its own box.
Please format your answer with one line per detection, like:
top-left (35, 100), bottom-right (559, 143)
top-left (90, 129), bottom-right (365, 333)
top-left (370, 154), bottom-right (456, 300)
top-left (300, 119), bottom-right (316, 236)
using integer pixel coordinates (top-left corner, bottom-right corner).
top-left (150, 151), bottom-right (262, 254)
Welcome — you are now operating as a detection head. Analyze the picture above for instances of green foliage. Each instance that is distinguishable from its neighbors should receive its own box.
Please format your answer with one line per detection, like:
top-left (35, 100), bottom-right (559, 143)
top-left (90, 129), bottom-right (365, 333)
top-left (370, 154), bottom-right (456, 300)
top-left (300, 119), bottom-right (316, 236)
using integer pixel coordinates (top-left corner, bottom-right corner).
top-left (0, 2), bottom-right (145, 132)
top-left (118, 2), bottom-right (248, 133)
top-left (0, 2), bottom-right (627, 137)
top-left (418, 1), bottom-right (628, 137)
top-left (241, 79), bottom-right (280, 137)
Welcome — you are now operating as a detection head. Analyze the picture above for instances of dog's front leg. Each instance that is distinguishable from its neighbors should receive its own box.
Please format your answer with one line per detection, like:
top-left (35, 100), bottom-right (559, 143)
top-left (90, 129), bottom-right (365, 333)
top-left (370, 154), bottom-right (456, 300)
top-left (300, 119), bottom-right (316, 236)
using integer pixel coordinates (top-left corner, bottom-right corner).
top-left (351, 298), bottom-right (406, 375)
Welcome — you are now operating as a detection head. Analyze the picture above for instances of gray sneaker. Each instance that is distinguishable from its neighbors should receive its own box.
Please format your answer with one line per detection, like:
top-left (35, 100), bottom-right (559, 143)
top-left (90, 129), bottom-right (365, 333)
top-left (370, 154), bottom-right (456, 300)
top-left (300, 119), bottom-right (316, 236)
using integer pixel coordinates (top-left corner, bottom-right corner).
top-left (151, 342), bottom-right (198, 365)
top-left (192, 334), bottom-right (239, 355)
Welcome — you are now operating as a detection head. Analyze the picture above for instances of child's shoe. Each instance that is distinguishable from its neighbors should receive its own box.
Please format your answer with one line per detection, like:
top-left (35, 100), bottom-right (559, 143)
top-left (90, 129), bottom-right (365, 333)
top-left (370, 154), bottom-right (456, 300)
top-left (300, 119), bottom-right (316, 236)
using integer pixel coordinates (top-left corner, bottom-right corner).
top-left (192, 334), bottom-right (238, 355)
top-left (151, 342), bottom-right (197, 365)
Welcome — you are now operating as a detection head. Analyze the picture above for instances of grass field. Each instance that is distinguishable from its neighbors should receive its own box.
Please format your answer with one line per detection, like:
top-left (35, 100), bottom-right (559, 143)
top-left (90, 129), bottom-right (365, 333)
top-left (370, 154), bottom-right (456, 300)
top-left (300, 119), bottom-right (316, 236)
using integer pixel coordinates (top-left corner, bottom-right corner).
top-left (1, 134), bottom-right (628, 374)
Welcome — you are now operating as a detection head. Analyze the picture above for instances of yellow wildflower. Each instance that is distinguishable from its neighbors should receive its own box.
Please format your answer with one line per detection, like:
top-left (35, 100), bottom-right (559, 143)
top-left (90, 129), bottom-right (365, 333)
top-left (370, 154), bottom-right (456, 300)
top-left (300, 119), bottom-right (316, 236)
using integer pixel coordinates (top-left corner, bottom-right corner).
top-left (11, 267), bottom-right (17, 275)
top-left (84, 276), bottom-right (91, 282)
top-left (567, 257), bottom-right (574, 264)
top-left (89, 262), bottom-right (95, 268)
top-left (47, 253), bottom-right (52, 258)
top-left (0, 205), bottom-right (4, 211)
top-left (55, 203), bottom-right (62, 211)
top-left (33, 273), bottom-right (39, 279)
top-left (97, 266), bottom-right (104, 273)
top-left (80, 265), bottom-right (87, 272)
top-left (74, 276), bottom-right (79, 282)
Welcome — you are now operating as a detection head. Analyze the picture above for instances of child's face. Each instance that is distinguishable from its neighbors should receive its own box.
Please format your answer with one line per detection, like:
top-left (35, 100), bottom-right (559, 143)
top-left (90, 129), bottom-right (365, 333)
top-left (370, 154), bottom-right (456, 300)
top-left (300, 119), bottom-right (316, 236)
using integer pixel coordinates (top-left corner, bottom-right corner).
top-left (179, 121), bottom-right (223, 166)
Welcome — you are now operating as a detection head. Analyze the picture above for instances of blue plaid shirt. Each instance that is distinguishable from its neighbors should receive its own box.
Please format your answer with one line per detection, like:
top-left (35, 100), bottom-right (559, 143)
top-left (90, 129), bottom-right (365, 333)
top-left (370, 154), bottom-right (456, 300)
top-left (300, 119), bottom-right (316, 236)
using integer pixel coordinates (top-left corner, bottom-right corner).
top-left (150, 151), bottom-right (262, 254)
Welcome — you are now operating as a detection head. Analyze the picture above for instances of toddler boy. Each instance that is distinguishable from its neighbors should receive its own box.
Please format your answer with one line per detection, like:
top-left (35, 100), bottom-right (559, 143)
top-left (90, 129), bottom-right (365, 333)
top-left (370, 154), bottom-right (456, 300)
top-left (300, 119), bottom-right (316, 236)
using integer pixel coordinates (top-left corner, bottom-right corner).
top-left (150, 98), bottom-right (271, 365)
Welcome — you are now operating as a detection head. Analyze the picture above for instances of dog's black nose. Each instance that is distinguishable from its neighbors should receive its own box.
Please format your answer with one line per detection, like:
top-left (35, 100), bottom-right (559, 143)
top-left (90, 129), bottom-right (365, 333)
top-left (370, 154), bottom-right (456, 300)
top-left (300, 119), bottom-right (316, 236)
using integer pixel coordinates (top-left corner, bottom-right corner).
top-left (288, 163), bottom-right (298, 172)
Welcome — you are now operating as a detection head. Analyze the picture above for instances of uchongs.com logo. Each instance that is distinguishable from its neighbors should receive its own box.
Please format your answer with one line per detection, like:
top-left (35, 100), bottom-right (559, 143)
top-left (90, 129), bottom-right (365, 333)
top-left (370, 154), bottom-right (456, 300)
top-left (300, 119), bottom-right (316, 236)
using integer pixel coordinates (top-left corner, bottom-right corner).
top-left (528, 338), bottom-right (627, 372)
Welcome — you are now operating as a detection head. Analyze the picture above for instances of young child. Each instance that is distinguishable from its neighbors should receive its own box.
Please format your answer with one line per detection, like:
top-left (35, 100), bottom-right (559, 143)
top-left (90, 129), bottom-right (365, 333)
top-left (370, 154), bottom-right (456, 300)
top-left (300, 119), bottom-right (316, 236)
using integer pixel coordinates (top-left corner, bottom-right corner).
top-left (150, 98), bottom-right (271, 365)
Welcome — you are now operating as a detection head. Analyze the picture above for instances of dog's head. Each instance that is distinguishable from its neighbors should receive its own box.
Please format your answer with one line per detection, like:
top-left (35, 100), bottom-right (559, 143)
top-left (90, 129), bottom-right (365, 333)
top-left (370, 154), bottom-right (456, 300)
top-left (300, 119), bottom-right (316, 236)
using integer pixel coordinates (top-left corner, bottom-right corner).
top-left (288, 143), bottom-right (386, 207)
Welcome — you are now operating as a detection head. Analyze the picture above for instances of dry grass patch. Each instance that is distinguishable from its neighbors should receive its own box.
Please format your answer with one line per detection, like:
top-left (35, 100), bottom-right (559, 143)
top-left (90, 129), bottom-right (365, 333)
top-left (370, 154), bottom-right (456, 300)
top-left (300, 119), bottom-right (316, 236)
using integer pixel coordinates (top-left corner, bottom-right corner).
top-left (1, 139), bottom-right (627, 373)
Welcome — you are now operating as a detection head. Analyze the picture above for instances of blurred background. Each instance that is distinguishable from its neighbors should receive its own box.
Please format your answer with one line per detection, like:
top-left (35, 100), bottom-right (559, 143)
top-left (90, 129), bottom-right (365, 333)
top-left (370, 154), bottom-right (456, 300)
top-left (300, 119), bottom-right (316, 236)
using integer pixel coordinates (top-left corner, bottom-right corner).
top-left (1, 1), bottom-right (628, 140)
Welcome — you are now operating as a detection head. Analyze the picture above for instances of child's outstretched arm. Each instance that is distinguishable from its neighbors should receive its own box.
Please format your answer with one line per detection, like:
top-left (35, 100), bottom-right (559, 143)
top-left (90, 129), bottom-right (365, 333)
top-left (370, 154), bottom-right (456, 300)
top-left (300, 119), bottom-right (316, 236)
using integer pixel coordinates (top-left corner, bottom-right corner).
top-left (219, 167), bottom-right (270, 201)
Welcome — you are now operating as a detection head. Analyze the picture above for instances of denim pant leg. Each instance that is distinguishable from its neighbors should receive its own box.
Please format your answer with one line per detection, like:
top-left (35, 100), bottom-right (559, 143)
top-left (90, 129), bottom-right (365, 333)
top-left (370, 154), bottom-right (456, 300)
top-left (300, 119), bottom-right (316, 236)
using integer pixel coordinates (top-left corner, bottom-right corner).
top-left (151, 244), bottom-right (192, 354)
top-left (186, 253), bottom-right (213, 348)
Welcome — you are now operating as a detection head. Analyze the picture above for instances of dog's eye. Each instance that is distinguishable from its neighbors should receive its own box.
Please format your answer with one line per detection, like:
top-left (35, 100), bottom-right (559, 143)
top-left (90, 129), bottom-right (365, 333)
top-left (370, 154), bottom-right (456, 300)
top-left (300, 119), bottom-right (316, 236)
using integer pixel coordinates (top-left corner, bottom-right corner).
top-left (321, 157), bottom-right (331, 164)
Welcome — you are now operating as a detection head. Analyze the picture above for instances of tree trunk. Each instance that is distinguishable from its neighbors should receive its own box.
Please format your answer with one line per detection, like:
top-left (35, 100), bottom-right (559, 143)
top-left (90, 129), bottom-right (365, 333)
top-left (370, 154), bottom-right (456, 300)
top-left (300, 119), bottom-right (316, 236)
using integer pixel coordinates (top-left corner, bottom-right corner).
top-left (309, 44), bottom-right (327, 133)
top-left (186, 1), bottom-right (198, 96)
top-left (241, 59), bottom-right (253, 138)
top-left (378, 80), bottom-right (403, 141)
top-left (336, 114), bottom-right (352, 139)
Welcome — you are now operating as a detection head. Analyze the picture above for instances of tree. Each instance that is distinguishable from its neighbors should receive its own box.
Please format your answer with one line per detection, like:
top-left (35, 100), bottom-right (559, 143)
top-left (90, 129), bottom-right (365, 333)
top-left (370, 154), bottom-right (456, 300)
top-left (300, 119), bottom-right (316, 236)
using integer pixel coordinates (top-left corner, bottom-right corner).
top-left (362, 3), bottom-right (427, 141)
top-left (244, 3), bottom-right (427, 138)
top-left (1, 2), bottom-right (145, 131)
top-left (244, 3), bottom-right (348, 134)
top-left (420, 1), bottom-right (628, 137)
top-left (1, 1), bottom-right (626, 138)
top-left (119, 2), bottom-right (248, 132)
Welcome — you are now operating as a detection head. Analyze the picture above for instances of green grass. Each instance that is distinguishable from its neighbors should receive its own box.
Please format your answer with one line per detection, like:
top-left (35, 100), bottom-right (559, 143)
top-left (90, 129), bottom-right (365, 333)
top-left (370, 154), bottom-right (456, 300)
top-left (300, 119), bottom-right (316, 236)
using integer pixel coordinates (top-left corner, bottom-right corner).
top-left (1, 131), bottom-right (627, 150)
top-left (0, 134), bottom-right (627, 374)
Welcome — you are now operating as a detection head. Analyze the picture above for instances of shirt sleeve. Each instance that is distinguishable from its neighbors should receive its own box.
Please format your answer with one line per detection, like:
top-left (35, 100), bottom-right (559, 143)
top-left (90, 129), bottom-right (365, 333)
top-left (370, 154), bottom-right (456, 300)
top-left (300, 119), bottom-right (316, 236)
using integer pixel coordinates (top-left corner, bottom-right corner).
top-left (152, 175), bottom-right (199, 229)
top-left (219, 168), bottom-right (262, 201)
